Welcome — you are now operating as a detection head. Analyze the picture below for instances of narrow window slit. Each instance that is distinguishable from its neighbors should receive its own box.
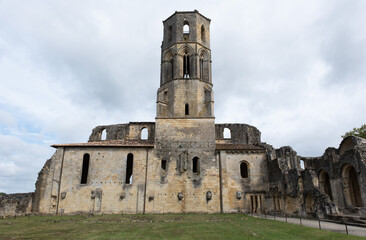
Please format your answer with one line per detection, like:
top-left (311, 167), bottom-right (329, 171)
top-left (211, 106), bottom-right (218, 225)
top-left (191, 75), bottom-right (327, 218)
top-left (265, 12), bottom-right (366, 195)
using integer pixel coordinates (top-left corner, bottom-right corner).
top-left (81, 154), bottom-right (90, 184)
top-left (125, 153), bottom-right (133, 184)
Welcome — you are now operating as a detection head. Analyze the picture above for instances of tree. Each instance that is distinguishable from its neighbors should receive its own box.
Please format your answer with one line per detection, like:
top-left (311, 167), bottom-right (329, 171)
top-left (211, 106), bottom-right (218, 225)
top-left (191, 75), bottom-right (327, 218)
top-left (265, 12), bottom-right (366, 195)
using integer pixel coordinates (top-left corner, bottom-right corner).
top-left (342, 124), bottom-right (366, 139)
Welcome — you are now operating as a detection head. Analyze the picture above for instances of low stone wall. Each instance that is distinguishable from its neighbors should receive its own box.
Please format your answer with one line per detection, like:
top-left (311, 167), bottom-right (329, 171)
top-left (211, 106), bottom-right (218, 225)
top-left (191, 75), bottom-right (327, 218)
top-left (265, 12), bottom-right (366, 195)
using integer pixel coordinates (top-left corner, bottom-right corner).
top-left (0, 193), bottom-right (33, 216)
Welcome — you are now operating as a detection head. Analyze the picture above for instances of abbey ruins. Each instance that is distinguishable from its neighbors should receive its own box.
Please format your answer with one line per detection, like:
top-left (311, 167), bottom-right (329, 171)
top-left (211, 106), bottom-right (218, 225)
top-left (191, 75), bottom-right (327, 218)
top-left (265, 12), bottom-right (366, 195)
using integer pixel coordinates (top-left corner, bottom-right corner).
top-left (1, 11), bottom-right (365, 223)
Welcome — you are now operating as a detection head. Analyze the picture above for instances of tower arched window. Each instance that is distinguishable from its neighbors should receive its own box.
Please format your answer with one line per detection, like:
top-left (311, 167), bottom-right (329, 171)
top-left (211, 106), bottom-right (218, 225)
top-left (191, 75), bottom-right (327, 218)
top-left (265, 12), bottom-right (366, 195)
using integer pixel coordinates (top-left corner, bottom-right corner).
top-left (170, 58), bottom-right (174, 79)
top-left (240, 162), bottom-right (249, 178)
top-left (125, 153), bottom-right (134, 184)
top-left (201, 25), bottom-right (205, 42)
top-left (183, 53), bottom-right (190, 78)
top-left (185, 103), bottom-right (189, 115)
top-left (168, 26), bottom-right (172, 42)
top-left (81, 153), bottom-right (90, 184)
top-left (183, 23), bottom-right (189, 34)
top-left (200, 55), bottom-right (204, 79)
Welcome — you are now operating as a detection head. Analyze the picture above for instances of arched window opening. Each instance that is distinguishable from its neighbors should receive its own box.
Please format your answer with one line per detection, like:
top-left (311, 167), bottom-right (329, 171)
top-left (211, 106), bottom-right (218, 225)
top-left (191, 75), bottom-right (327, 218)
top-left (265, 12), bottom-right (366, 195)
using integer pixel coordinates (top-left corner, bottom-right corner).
top-left (80, 153), bottom-right (90, 184)
top-left (101, 129), bottom-right (107, 140)
top-left (183, 53), bottom-right (190, 78)
top-left (240, 162), bottom-right (248, 178)
top-left (201, 25), bottom-right (205, 42)
top-left (223, 128), bottom-right (231, 139)
top-left (141, 128), bottom-right (148, 140)
top-left (319, 170), bottom-right (333, 200)
top-left (170, 58), bottom-right (174, 79)
top-left (185, 103), bottom-right (189, 115)
top-left (183, 23), bottom-right (189, 34)
top-left (300, 160), bottom-right (305, 169)
top-left (204, 90), bottom-right (211, 103)
top-left (305, 194), bottom-right (314, 213)
top-left (161, 160), bottom-right (167, 171)
top-left (163, 91), bottom-right (168, 102)
top-left (343, 165), bottom-right (363, 207)
top-left (125, 153), bottom-right (133, 184)
top-left (200, 55), bottom-right (204, 79)
top-left (192, 157), bottom-right (200, 174)
top-left (168, 26), bottom-right (172, 42)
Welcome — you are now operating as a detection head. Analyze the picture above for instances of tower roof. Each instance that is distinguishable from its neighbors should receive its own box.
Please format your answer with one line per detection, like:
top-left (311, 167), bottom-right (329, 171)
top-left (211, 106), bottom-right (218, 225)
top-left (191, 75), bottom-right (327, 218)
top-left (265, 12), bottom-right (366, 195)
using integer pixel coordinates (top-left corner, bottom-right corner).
top-left (163, 10), bottom-right (211, 23)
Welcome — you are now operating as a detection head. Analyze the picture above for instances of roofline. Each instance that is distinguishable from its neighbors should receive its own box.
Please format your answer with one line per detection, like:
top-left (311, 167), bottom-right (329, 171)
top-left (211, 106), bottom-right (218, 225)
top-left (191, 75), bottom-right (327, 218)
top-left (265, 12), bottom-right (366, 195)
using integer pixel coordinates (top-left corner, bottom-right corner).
top-left (163, 10), bottom-right (211, 23)
top-left (51, 143), bottom-right (154, 148)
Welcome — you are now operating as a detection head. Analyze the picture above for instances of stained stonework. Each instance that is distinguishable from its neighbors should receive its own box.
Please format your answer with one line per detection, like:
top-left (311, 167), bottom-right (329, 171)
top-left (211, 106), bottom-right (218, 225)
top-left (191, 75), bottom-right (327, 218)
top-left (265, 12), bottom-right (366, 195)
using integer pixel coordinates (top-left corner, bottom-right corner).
top-left (1, 11), bottom-right (365, 222)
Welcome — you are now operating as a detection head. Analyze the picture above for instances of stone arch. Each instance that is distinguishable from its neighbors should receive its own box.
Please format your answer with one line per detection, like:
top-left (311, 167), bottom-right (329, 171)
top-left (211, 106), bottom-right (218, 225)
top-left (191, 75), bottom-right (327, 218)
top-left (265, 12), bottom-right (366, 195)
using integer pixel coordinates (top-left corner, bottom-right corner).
top-left (162, 50), bottom-right (175, 83)
top-left (177, 45), bottom-right (194, 78)
top-left (342, 164), bottom-right (363, 207)
top-left (163, 49), bottom-right (174, 61)
top-left (198, 49), bottom-right (209, 59)
top-left (318, 170), bottom-right (333, 200)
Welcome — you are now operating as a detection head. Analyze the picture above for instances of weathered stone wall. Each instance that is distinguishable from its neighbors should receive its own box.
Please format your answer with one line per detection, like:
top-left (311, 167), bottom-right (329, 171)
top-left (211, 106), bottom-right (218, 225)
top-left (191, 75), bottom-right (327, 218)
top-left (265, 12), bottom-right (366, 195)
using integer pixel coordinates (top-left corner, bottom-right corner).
top-left (0, 193), bottom-right (33, 216)
top-left (303, 136), bottom-right (366, 214)
top-left (88, 122), bottom-right (155, 142)
top-left (215, 124), bottom-right (261, 144)
top-left (157, 80), bottom-right (213, 118)
top-left (56, 147), bottom-right (152, 214)
top-left (151, 118), bottom-right (219, 213)
top-left (219, 150), bottom-right (267, 213)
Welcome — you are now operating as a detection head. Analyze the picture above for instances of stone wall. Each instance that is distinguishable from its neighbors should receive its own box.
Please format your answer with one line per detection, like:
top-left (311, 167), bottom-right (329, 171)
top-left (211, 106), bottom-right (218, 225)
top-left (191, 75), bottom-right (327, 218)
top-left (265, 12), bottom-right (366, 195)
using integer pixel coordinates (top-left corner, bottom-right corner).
top-left (215, 124), bottom-right (261, 144)
top-left (0, 193), bottom-right (33, 216)
top-left (88, 122), bottom-right (155, 142)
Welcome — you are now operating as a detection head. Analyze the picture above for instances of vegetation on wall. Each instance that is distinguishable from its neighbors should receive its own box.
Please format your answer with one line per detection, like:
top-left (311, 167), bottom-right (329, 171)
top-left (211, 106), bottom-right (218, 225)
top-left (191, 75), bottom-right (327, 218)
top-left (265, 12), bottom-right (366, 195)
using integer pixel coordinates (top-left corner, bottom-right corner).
top-left (342, 124), bottom-right (366, 139)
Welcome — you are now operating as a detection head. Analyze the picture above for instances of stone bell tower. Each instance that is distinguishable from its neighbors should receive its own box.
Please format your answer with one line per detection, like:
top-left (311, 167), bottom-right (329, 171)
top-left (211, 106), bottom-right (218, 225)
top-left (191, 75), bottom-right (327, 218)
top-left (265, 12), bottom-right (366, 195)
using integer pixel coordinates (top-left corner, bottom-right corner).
top-left (155, 10), bottom-right (216, 181)
top-left (152, 11), bottom-right (219, 213)
top-left (157, 10), bottom-right (213, 119)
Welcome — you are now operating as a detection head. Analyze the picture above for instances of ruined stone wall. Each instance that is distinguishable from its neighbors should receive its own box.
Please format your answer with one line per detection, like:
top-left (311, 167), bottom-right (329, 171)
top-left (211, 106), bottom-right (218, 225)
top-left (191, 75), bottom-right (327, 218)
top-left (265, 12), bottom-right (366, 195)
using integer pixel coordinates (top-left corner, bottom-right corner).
top-left (0, 193), bottom-right (33, 216)
top-left (215, 124), bottom-right (261, 144)
top-left (33, 148), bottom-right (65, 214)
top-left (303, 136), bottom-right (366, 214)
top-left (88, 122), bottom-right (155, 142)
top-left (219, 151), bottom-right (267, 213)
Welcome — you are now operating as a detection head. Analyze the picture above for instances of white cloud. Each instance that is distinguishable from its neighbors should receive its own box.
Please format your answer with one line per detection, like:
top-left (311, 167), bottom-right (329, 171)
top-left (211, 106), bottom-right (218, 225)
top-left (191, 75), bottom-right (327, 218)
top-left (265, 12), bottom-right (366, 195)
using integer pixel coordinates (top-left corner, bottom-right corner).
top-left (0, 0), bottom-right (365, 193)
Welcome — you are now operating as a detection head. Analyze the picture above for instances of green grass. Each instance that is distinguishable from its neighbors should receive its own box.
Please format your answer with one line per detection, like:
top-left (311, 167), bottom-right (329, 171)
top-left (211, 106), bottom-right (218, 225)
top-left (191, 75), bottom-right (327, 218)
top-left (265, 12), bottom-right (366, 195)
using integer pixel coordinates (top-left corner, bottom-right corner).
top-left (0, 214), bottom-right (362, 239)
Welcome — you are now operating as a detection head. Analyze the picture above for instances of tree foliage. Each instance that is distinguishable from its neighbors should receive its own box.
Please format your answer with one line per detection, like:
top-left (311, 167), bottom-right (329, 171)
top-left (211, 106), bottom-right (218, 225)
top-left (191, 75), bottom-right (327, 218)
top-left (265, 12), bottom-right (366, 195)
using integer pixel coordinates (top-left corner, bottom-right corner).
top-left (342, 124), bottom-right (366, 139)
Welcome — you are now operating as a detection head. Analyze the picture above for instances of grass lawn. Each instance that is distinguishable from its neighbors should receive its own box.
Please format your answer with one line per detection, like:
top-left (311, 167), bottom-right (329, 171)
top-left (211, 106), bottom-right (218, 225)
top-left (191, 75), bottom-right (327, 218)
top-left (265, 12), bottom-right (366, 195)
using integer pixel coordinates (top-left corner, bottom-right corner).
top-left (0, 213), bottom-right (362, 239)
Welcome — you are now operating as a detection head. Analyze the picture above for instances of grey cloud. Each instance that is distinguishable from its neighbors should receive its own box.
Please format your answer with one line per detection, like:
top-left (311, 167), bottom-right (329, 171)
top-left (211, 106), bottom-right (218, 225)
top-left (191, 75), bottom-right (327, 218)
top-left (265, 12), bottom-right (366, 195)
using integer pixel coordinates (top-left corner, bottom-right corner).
top-left (0, 0), bottom-right (365, 193)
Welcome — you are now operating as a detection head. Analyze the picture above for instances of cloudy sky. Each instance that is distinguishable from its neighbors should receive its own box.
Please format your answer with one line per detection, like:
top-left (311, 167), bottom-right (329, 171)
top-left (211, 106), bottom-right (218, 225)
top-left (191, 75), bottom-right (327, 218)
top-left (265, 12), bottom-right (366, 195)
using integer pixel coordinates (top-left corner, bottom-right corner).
top-left (1, 0), bottom-right (365, 193)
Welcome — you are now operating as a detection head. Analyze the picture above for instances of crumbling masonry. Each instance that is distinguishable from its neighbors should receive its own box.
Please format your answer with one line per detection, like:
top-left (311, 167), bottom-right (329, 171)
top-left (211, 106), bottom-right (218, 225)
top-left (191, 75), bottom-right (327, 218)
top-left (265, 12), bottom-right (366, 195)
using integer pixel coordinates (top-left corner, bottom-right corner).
top-left (1, 11), bottom-right (365, 222)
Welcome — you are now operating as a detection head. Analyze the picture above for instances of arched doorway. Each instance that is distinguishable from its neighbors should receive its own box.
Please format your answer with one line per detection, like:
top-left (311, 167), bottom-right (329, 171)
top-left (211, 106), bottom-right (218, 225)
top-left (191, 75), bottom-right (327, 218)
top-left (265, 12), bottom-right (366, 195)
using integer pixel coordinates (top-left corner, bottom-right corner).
top-left (319, 170), bottom-right (333, 200)
top-left (342, 165), bottom-right (363, 207)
